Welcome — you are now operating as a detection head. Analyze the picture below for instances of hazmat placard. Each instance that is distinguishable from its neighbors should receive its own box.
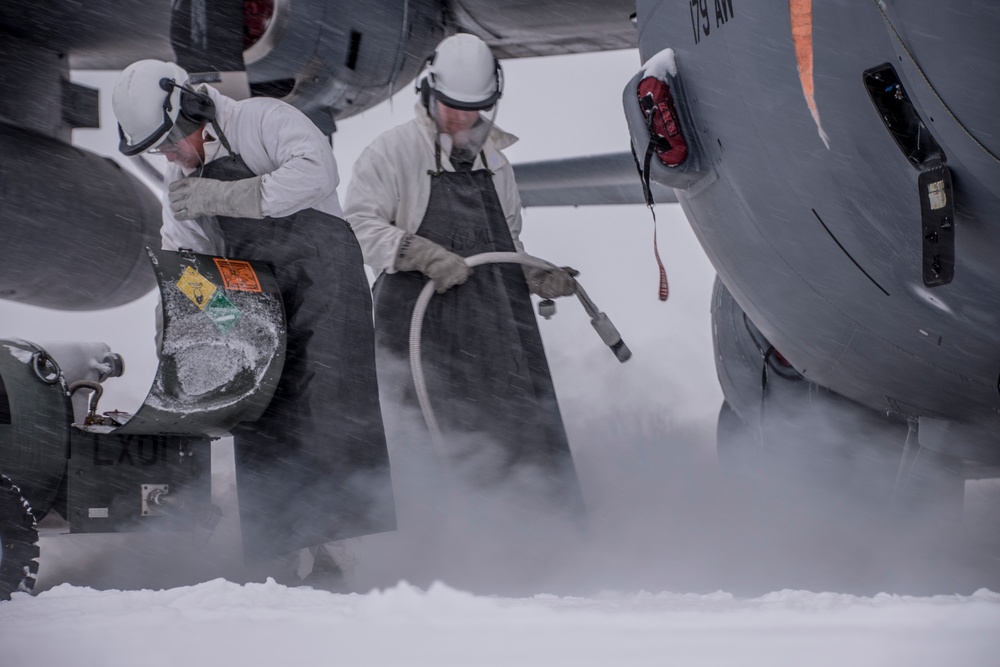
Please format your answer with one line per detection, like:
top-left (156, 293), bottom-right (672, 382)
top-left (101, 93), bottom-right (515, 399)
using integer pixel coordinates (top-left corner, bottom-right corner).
top-left (214, 258), bottom-right (262, 292)
top-left (203, 291), bottom-right (243, 334)
top-left (176, 266), bottom-right (218, 310)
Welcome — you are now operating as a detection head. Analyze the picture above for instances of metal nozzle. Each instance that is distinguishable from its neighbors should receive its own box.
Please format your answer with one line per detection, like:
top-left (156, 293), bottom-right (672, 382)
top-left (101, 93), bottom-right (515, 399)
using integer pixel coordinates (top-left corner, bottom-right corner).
top-left (589, 312), bottom-right (632, 364)
top-left (572, 284), bottom-right (631, 364)
top-left (610, 339), bottom-right (632, 363)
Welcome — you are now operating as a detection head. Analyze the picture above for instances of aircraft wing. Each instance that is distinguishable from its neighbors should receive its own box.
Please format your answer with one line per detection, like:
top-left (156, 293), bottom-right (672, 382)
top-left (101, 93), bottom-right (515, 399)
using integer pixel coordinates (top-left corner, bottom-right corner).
top-left (0, 0), bottom-right (174, 69)
top-left (514, 152), bottom-right (678, 207)
top-left (452, 0), bottom-right (637, 58)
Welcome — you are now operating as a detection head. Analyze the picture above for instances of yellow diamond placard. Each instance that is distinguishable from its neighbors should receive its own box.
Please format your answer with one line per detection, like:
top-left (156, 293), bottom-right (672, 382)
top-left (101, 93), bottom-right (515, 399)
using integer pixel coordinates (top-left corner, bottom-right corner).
top-left (176, 266), bottom-right (217, 310)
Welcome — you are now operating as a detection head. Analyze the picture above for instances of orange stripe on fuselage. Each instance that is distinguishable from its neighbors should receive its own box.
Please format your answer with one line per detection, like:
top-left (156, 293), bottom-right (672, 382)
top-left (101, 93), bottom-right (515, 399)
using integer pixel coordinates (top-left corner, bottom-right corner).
top-left (789, 0), bottom-right (830, 147)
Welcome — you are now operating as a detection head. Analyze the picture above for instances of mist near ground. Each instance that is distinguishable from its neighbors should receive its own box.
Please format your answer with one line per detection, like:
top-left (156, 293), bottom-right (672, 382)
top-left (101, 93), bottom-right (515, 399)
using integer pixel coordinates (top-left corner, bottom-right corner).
top-left (2, 50), bottom-right (1000, 660)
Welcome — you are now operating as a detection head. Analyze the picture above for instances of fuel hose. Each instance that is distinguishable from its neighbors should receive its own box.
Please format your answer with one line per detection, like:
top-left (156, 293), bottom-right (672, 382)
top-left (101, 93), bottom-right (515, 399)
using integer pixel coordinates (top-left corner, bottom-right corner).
top-left (408, 251), bottom-right (631, 453)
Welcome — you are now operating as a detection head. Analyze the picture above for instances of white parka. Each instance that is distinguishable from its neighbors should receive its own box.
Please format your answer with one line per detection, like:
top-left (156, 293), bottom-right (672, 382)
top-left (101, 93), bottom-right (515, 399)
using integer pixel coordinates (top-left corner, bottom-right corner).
top-left (345, 103), bottom-right (525, 274)
top-left (160, 85), bottom-right (343, 254)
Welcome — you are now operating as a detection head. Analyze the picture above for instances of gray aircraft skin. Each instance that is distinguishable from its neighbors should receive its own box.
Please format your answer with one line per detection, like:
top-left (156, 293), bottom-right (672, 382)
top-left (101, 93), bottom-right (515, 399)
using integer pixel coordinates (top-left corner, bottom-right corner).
top-left (2, 0), bottom-right (998, 508)
top-left (609, 0), bottom-right (1000, 494)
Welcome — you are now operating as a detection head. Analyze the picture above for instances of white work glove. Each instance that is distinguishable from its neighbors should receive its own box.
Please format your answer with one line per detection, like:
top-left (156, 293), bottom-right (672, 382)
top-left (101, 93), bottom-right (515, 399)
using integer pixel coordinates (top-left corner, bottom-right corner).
top-left (394, 234), bottom-right (471, 293)
top-left (169, 176), bottom-right (264, 220)
top-left (524, 265), bottom-right (579, 298)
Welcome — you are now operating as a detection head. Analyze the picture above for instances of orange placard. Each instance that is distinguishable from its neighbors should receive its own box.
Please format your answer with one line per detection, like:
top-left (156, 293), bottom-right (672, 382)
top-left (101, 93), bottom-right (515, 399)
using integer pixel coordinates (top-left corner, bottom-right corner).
top-left (213, 258), bottom-right (262, 293)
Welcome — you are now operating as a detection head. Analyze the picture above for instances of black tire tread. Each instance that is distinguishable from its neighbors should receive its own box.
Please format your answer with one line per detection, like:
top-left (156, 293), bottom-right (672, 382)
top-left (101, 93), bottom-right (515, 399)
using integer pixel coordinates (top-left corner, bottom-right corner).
top-left (0, 473), bottom-right (40, 601)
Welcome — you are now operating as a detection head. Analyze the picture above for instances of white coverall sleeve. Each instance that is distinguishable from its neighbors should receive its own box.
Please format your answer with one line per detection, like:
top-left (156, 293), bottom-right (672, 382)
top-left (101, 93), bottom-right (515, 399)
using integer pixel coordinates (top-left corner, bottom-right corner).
top-left (344, 144), bottom-right (410, 274)
top-left (254, 104), bottom-right (340, 218)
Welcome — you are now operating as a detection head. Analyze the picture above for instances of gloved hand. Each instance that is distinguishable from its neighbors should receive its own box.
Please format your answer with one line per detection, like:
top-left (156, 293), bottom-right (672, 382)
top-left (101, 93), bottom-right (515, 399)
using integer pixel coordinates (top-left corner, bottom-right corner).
top-left (523, 265), bottom-right (579, 298)
top-left (394, 234), bottom-right (471, 293)
top-left (169, 176), bottom-right (264, 220)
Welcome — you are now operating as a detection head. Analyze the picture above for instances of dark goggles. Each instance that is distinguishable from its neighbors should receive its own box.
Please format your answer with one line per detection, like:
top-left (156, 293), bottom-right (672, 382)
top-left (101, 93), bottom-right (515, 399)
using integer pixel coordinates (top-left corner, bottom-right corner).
top-left (433, 88), bottom-right (499, 112)
top-left (146, 123), bottom-right (195, 154)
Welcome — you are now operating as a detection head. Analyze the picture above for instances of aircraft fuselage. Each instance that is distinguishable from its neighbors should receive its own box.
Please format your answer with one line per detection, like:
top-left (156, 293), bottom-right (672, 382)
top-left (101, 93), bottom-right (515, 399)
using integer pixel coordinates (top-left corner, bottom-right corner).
top-left (636, 0), bottom-right (1000, 463)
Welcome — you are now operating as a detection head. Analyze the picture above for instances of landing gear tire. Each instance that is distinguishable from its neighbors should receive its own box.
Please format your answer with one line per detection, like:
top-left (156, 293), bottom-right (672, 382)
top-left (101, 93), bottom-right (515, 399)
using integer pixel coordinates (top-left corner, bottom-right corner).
top-left (0, 474), bottom-right (39, 601)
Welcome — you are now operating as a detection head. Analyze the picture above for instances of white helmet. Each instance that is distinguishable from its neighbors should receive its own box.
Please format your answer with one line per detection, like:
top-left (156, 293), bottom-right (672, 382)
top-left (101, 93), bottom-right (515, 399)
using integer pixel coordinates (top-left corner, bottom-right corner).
top-left (425, 34), bottom-right (502, 110)
top-left (113, 59), bottom-right (194, 156)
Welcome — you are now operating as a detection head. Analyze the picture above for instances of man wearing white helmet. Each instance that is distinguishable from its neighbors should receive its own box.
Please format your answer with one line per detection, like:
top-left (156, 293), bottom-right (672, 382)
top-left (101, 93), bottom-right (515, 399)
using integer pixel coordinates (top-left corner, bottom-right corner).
top-left (112, 60), bottom-right (395, 584)
top-left (113, 59), bottom-right (347, 253)
top-left (346, 34), bottom-right (582, 510)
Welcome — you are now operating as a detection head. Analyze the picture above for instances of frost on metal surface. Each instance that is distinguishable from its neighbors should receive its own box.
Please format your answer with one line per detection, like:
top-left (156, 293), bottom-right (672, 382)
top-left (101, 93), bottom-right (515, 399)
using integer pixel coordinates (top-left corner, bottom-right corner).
top-left (150, 284), bottom-right (283, 415)
top-left (2, 342), bottom-right (34, 365)
top-left (110, 249), bottom-right (286, 436)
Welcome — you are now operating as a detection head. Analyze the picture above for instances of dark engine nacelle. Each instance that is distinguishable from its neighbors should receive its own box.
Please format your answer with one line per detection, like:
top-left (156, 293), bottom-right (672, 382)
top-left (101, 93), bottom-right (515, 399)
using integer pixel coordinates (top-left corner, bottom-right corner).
top-left (0, 124), bottom-right (160, 310)
top-left (240, 0), bottom-right (447, 133)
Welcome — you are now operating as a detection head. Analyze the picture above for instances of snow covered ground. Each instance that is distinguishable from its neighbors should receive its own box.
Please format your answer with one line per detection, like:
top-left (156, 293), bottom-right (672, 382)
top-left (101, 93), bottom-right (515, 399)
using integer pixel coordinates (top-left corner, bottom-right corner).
top-left (5, 580), bottom-right (1000, 667)
top-left (2, 51), bottom-right (1000, 665)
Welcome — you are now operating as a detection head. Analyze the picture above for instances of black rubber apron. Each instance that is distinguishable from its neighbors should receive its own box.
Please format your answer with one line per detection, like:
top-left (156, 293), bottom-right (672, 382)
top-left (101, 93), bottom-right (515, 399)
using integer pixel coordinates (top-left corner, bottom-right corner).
top-left (198, 152), bottom-right (395, 562)
top-left (372, 149), bottom-right (580, 508)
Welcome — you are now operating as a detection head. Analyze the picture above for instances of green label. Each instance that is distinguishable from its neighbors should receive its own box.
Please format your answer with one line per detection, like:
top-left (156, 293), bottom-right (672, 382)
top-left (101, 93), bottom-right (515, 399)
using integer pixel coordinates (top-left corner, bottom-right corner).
top-left (204, 291), bottom-right (243, 334)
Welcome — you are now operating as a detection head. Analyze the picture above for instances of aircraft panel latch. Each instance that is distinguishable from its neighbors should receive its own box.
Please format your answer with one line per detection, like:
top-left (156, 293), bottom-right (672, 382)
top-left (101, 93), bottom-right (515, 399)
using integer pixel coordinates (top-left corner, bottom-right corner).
top-left (918, 164), bottom-right (955, 287)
